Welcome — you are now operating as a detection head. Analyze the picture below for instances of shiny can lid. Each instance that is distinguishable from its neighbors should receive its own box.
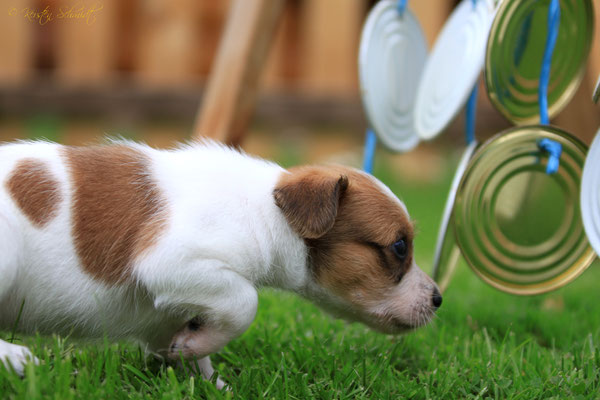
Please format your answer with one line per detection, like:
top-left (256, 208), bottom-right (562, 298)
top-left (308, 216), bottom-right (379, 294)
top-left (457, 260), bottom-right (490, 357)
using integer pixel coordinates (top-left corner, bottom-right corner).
top-left (415, 0), bottom-right (495, 140)
top-left (454, 125), bottom-right (595, 295)
top-left (581, 130), bottom-right (600, 256)
top-left (358, 1), bottom-right (427, 152)
top-left (432, 141), bottom-right (478, 293)
top-left (485, 0), bottom-right (594, 124)
top-left (593, 74), bottom-right (600, 104)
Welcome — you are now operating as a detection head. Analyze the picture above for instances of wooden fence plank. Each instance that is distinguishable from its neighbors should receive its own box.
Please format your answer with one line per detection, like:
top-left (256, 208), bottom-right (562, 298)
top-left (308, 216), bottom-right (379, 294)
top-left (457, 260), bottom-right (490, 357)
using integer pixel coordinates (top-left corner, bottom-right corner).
top-left (410, 0), bottom-right (453, 48)
top-left (299, 0), bottom-right (364, 97)
top-left (587, 2), bottom-right (600, 81)
top-left (136, 0), bottom-right (198, 87)
top-left (263, 0), bottom-right (301, 91)
top-left (193, 0), bottom-right (285, 145)
top-left (0, 0), bottom-right (34, 84)
top-left (554, 7), bottom-right (600, 144)
top-left (55, 0), bottom-right (117, 85)
top-left (115, 0), bottom-right (138, 72)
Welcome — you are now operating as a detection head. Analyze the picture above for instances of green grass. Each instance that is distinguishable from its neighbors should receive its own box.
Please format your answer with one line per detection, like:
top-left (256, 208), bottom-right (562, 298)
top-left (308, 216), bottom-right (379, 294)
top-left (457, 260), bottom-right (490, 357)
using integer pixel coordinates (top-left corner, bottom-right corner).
top-left (2, 149), bottom-right (600, 399)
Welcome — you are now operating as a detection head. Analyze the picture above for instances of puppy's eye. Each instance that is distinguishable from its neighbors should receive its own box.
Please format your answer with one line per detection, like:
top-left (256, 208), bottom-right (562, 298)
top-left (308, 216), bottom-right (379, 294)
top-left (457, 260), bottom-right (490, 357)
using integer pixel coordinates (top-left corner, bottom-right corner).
top-left (392, 239), bottom-right (407, 260)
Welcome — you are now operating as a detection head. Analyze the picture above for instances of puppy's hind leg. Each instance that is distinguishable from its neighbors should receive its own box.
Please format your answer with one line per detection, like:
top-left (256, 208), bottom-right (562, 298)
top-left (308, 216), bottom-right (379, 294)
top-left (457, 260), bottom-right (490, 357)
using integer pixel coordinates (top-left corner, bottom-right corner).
top-left (144, 319), bottom-right (229, 390)
top-left (195, 356), bottom-right (227, 390)
top-left (171, 318), bottom-right (228, 390)
top-left (0, 216), bottom-right (38, 376)
top-left (178, 355), bottom-right (227, 391)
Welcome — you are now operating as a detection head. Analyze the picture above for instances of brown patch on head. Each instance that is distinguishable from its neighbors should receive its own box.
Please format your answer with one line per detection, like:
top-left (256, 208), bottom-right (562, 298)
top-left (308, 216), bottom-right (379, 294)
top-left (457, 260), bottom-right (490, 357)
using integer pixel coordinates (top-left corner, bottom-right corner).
top-left (308, 168), bottom-right (414, 306)
top-left (63, 145), bottom-right (165, 284)
top-left (274, 166), bottom-right (414, 312)
top-left (6, 158), bottom-right (62, 227)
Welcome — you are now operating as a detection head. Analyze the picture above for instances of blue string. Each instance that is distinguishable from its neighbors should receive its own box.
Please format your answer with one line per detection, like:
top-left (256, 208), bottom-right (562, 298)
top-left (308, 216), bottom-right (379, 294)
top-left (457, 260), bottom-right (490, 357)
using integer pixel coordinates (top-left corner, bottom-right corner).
top-left (463, 0), bottom-right (479, 144)
top-left (363, 129), bottom-right (377, 174)
top-left (537, 0), bottom-right (561, 174)
top-left (538, 138), bottom-right (562, 174)
top-left (465, 84), bottom-right (478, 145)
top-left (396, 0), bottom-right (407, 15)
top-left (539, 0), bottom-right (560, 125)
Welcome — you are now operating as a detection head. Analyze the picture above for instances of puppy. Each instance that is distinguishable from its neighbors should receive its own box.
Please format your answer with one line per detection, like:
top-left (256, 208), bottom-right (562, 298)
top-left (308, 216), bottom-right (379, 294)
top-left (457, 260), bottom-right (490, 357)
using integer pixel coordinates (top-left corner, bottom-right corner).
top-left (0, 140), bottom-right (441, 385)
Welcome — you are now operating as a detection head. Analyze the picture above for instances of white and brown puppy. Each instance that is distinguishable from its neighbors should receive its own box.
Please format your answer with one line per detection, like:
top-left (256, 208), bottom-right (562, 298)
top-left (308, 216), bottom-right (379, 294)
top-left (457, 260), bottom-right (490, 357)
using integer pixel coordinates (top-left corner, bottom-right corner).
top-left (0, 140), bottom-right (441, 385)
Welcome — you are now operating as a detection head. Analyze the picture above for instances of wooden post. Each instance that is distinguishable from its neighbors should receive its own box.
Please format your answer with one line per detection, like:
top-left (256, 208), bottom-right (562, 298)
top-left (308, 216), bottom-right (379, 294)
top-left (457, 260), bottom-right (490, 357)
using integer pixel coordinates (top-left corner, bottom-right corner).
top-left (193, 0), bottom-right (285, 145)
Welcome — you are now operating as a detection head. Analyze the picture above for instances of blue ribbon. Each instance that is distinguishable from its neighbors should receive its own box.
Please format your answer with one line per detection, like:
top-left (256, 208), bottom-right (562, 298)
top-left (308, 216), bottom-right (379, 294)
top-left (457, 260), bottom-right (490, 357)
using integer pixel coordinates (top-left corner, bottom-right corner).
top-left (537, 0), bottom-right (561, 174)
top-left (397, 0), bottom-right (407, 15)
top-left (464, 0), bottom-right (479, 145)
top-left (465, 84), bottom-right (478, 145)
top-left (363, 129), bottom-right (377, 174)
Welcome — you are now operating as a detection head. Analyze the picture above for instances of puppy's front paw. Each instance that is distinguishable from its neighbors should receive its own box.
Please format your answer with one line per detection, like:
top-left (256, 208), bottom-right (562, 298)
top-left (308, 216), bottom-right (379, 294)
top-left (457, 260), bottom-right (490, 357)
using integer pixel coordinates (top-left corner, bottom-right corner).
top-left (0, 342), bottom-right (39, 376)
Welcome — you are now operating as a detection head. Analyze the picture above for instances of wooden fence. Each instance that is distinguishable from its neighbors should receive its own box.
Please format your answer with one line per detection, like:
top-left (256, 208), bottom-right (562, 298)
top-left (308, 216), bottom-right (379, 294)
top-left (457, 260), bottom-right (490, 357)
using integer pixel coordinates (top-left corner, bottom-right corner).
top-left (0, 0), bottom-right (459, 91)
top-left (0, 0), bottom-right (599, 142)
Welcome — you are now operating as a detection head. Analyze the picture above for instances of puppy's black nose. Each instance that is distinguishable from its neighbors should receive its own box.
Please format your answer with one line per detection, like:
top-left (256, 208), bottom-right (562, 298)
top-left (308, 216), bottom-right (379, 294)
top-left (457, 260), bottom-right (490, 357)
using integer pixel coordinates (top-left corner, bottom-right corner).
top-left (432, 288), bottom-right (442, 309)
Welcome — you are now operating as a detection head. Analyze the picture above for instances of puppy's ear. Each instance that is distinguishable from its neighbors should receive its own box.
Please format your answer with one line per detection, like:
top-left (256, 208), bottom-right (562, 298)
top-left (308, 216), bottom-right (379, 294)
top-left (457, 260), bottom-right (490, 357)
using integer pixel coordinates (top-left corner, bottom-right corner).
top-left (274, 167), bottom-right (349, 239)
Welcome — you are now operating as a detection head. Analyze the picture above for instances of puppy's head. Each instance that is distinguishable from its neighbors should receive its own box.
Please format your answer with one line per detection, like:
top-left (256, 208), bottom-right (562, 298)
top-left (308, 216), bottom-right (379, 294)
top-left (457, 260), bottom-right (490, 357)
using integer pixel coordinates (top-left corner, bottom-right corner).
top-left (274, 165), bottom-right (441, 334)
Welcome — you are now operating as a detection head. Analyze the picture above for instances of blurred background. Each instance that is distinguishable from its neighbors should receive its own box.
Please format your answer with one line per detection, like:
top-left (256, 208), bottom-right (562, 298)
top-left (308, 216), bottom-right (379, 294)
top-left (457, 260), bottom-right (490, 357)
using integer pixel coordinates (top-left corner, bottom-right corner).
top-left (0, 0), bottom-right (599, 189)
top-left (4, 4), bottom-right (600, 396)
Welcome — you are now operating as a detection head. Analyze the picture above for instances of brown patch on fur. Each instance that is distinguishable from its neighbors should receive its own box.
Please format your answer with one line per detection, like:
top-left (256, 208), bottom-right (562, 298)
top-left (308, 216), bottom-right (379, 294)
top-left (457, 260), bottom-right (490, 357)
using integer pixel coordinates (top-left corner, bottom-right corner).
top-left (63, 145), bottom-right (165, 284)
top-left (6, 158), bottom-right (62, 227)
top-left (275, 166), bottom-right (414, 309)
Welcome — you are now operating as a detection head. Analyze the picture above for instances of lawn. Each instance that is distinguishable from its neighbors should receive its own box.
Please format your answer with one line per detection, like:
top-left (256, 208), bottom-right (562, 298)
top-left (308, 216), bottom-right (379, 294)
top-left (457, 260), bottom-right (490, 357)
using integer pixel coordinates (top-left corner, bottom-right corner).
top-left (1, 146), bottom-right (600, 399)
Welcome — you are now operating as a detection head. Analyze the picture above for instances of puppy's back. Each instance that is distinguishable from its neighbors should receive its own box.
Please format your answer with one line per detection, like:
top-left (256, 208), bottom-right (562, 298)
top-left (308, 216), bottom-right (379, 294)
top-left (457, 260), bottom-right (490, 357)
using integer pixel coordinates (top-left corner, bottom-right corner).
top-left (0, 141), bottom-right (165, 338)
top-left (0, 140), bottom-right (285, 341)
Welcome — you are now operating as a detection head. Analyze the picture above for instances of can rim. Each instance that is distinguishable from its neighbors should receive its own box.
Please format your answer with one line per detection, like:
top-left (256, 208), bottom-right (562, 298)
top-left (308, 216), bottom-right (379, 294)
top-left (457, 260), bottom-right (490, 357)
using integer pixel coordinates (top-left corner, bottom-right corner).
top-left (432, 141), bottom-right (479, 292)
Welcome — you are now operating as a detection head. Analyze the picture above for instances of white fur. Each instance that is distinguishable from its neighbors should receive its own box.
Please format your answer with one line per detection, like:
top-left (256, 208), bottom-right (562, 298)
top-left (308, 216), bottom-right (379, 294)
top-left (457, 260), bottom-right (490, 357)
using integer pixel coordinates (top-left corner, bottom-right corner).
top-left (0, 140), bottom-right (436, 381)
top-left (0, 140), bottom-right (311, 377)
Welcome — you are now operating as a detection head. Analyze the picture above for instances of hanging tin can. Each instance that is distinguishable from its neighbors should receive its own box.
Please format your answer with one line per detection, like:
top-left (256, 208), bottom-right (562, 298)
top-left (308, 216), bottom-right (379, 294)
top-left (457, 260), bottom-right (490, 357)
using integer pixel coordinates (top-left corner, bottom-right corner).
top-left (485, 0), bottom-right (594, 124)
top-left (415, 0), bottom-right (495, 140)
top-left (358, 0), bottom-right (427, 152)
top-left (453, 125), bottom-right (595, 295)
top-left (581, 130), bottom-right (600, 257)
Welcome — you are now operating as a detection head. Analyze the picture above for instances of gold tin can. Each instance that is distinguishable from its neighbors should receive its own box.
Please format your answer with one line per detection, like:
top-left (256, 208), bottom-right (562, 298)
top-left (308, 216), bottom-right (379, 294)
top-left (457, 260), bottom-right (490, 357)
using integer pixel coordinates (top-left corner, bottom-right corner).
top-left (485, 0), bottom-right (594, 124)
top-left (453, 126), bottom-right (596, 295)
